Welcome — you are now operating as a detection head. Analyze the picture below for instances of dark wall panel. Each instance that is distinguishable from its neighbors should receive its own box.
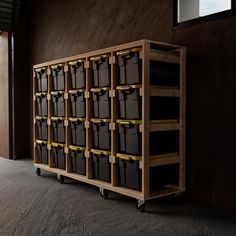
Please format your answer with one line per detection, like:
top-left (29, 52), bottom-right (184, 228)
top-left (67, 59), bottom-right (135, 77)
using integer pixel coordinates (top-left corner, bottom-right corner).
top-left (28, 0), bottom-right (236, 208)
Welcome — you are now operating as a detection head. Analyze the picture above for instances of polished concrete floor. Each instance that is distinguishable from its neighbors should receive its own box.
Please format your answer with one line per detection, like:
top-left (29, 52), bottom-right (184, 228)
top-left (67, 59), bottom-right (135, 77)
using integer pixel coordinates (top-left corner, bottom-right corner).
top-left (0, 157), bottom-right (235, 236)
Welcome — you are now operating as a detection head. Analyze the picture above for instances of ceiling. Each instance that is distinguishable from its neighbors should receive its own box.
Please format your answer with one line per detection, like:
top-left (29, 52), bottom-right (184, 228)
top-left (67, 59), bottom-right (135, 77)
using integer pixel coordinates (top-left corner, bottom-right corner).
top-left (0, 0), bottom-right (21, 32)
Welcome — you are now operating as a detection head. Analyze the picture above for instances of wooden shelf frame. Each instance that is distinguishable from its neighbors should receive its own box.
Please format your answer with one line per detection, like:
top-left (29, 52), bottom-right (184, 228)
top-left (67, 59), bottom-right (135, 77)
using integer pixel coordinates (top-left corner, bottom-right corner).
top-left (33, 39), bottom-right (186, 202)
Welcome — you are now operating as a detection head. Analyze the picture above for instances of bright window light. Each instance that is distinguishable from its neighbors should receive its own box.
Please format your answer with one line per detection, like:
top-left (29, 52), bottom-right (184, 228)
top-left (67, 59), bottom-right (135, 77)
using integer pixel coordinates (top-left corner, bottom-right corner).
top-left (178, 0), bottom-right (232, 23)
top-left (200, 0), bottom-right (231, 16)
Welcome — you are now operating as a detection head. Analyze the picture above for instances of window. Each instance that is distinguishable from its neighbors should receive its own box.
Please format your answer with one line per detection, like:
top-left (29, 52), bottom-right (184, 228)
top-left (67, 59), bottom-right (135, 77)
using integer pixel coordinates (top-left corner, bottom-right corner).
top-left (174, 0), bottom-right (234, 26)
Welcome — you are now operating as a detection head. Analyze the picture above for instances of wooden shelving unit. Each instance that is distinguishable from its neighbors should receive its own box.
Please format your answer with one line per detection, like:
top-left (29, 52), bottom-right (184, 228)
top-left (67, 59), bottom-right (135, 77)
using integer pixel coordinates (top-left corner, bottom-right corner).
top-left (33, 39), bottom-right (186, 211)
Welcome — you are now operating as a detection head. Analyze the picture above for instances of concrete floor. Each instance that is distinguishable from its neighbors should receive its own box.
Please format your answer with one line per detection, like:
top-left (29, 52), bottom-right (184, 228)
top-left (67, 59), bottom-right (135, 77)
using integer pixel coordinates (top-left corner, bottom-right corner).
top-left (0, 157), bottom-right (235, 236)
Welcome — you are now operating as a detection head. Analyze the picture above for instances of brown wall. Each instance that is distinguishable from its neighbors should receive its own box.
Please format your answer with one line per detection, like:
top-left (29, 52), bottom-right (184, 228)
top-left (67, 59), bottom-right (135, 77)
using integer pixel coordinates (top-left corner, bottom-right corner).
top-left (0, 32), bottom-right (10, 158)
top-left (28, 0), bottom-right (236, 208)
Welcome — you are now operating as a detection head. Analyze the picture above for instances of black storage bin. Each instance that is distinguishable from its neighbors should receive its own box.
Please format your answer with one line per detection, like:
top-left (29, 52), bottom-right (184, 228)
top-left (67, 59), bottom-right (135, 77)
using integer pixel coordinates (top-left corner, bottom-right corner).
top-left (117, 86), bottom-right (142, 120)
top-left (36, 140), bottom-right (48, 164)
top-left (51, 118), bottom-right (65, 143)
top-left (91, 54), bottom-right (111, 87)
top-left (36, 93), bottom-right (48, 116)
top-left (92, 120), bottom-right (111, 151)
top-left (150, 96), bottom-right (179, 121)
top-left (52, 143), bottom-right (65, 169)
top-left (51, 91), bottom-right (65, 117)
top-left (92, 88), bottom-right (110, 119)
top-left (92, 150), bottom-right (111, 182)
top-left (117, 121), bottom-right (142, 156)
top-left (149, 164), bottom-right (179, 192)
top-left (70, 146), bottom-right (86, 175)
top-left (36, 117), bottom-right (48, 140)
top-left (69, 118), bottom-right (86, 147)
top-left (117, 48), bottom-right (142, 85)
top-left (69, 60), bottom-right (86, 89)
top-left (118, 154), bottom-right (141, 191)
top-left (150, 60), bottom-right (179, 87)
top-left (51, 64), bottom-right (65, 91)
top-left (35, 68), bottom-right (48, 92)
top-left (150, 130), bottom-right (179, 156)
top-left (69, 90), bottom-right (85, 118)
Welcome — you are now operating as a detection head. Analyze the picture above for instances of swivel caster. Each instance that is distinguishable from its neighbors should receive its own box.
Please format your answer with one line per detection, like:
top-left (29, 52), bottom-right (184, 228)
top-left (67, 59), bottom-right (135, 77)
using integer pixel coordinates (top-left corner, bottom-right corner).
top-left (57, 174), bottom-right (64, 184)
top-left (99, 187), bottom-right (108, 199)
top-left (35, 168), bottom-right (41, 176)
top-left (136, 199), bottom-right (145, 212)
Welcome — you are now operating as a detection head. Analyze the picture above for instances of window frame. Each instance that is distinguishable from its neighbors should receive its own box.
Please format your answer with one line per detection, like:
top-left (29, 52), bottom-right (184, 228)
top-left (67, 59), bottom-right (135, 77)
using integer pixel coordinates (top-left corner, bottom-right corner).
top-left (173, 0), bottom-right (236, 28)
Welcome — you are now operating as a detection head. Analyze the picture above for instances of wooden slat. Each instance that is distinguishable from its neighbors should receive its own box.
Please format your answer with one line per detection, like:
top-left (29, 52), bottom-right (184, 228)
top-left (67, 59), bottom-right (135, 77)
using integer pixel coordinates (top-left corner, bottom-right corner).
top-left (33, 39), bottom-right (182, 69)
top-left (150, 51), bottom-right (180, 64)
top-left (149, 185), bottom-right (182, 199)
top-left (150, 86), bottom-right (180, 97)
top-left (34, 163), bottom-right (143, 200)
top-left (150, 123), bottom-right (180, 132)
top-left (149, 156), bottom-right (180, 167)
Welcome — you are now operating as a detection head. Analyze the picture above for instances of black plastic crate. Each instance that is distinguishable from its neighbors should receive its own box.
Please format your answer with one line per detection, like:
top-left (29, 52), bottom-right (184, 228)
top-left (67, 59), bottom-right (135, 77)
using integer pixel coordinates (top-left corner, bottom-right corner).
top-left (117, 121), bottom-right (142, 156)
top-left (150, 60), bottom-right (179, 87)
top-left (92, 120), bottom-right (111, 151)
top-left (92, 150), bottom-right (111, 182)
top-left (117, 48), bottom-right (142, 85)
top-left (51, 91), bottom-right (65, 117)
top-left (150, 96), bottom-right (179, 121)
top-left (52, 143), bottom-right (66, 169)
top-left (36, 140), bottom-right (48, 164)
top-left (91, 55), bottom-right (111, 87)
top-left (35, 68), bottom-right (48, 92)
top-left (117, 86), bottom-right (142, 120)
top-left (69, 60), bottom-right (86, 89)
top-left (51, 64), bottom-right (65, 91)
top-left (150, 130), bottom-right (179, 156)
top-left (92, 88), bottom-right (110, 119)
top-left (149, 164), bottom-right (179, 192)
top-left (36, 93), bottom-right (48, 116)
top-left (69, 118), bottom-right (86, 147)
top-left (51, 118), bottom-right (65, 143)
top-left (69, 90), bottom-right (85, 118)
top-left (35, 117), bottom-right (48, 140)
top-left (70, 146), bottom-right (86, 175)
top-left (118, 154), bottom-right (141, 191)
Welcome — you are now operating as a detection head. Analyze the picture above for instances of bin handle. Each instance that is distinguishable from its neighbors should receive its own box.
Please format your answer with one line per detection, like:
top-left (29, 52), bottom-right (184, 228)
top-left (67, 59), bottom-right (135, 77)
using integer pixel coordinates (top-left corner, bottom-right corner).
top-left (90, 56), bottom-right (102, 61)
top-left (117, 50), bottom-right (132, 56)
top-left (117, 86), bottom-right (132, 91)
top-left (117, 153), bottom-right (142, 161)
top-left (36, 140), bottom-right (47, 144)
top-left (92, 150), bottom-right (102, 155)
top-left (118, 121), bottom-right (131, 125)
top-left (91, 88), bottom-right (102, 92)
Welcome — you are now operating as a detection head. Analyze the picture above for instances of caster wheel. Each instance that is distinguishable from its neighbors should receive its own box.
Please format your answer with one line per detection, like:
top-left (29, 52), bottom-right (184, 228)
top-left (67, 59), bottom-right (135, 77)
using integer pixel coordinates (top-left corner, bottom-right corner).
top-left (172, 192), bottom-right (181, 199)
top-left (99, 188), bottom-right (108, 199)
top-left (57, 175), bottom-right (64, 184)
top-left (136, 200), bottom-right (145, 212)
top-left (171, 192), bottom-right (184, 203)
top-left (36, 168), bottom-right (41, 176)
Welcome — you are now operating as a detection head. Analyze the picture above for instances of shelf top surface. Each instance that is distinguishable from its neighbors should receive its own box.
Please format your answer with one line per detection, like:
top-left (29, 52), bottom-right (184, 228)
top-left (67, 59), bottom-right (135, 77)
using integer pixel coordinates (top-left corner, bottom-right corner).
top-left (33, 39), bottom-right (185, 69)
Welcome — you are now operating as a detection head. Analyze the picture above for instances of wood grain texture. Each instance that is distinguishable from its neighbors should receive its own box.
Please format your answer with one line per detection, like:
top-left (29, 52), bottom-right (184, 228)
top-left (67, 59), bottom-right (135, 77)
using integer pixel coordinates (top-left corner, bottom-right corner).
top-left (0, 32), bottom-right (10, 158)
top-left (25, 0), bottom-right (236, 207)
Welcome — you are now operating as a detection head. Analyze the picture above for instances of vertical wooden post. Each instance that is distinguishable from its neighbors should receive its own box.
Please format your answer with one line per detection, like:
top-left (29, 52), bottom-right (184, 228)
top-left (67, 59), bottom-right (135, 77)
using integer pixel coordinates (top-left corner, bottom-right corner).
top-left (111, 52), bottom-right (118, 186)
top-left (142, 41), bottom-right (150, 200)
top-left (179, 47), bottom-right (186, 191)
top-left (86, 59), bottom-right (93, 179)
